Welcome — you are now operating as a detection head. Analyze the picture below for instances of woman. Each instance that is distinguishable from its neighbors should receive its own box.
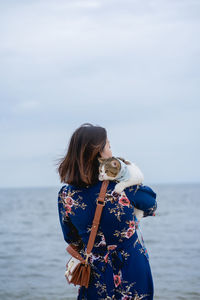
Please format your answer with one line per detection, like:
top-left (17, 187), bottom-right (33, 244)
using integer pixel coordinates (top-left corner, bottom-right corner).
top-left (57, 123), bottom-right (157, 300)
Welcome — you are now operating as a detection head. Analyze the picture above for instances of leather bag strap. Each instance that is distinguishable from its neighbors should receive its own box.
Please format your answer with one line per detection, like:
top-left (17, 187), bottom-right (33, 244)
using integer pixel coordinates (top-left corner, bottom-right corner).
top-left (67, 245), bottom-right (85, 262)
top-left (86, 180), bottom-right (109, 255)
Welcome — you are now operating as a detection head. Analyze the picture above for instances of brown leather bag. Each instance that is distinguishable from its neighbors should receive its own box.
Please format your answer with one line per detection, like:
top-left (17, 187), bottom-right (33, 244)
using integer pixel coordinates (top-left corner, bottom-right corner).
top-left (65, 180), bottom-right (109, 288)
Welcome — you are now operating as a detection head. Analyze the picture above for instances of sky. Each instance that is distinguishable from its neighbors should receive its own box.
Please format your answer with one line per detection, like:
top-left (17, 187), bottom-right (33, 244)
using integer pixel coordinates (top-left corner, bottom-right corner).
top-left (0, 0), bottom-right (200, 188)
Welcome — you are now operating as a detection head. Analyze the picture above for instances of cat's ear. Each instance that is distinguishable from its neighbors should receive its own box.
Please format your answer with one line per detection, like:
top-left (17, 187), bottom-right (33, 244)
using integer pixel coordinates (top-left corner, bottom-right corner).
top-left (111, 160), bottom-right (118, 168)
top-left (117, 157), bottom-right (131, 165)
top-left (98, 157), bottom-right (105, 164)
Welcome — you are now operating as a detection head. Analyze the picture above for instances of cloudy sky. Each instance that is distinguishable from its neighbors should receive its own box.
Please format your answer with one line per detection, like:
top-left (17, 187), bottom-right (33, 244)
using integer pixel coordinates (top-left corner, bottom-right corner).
top-left (0, 0), bottom-right (200, 188)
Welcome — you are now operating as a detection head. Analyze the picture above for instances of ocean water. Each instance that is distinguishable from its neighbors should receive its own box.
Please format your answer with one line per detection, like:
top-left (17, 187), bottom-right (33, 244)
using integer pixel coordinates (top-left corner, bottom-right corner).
top-left (0, 183), bottom-right (200, 300)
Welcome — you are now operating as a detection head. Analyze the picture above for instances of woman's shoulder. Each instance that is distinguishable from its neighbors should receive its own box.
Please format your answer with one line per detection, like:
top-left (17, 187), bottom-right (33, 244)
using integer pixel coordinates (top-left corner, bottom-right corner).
top-left (58, 181), bottom-right (117, 197)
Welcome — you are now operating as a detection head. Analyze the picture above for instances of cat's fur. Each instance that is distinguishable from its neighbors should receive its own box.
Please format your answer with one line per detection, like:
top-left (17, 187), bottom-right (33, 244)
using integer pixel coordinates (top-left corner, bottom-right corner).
top-left (98, 156), bottom-right (144, 221)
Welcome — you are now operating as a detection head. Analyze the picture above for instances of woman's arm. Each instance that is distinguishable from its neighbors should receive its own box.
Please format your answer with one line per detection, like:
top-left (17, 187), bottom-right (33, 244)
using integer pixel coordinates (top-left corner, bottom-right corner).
top-left (58, 186), bottom-right (83, 248)
top-left (124, 184), bottom-right (157, 217)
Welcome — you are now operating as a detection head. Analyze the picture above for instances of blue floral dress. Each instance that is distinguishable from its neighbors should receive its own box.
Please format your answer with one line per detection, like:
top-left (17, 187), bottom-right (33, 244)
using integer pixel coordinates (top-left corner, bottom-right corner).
top-left (58, 181), bottom-right (157, 300)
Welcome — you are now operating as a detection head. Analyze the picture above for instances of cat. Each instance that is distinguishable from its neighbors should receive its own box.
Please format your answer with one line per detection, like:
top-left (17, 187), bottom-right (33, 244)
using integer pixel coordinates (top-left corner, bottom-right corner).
top-left (98, 156), bottom-right (144, 221)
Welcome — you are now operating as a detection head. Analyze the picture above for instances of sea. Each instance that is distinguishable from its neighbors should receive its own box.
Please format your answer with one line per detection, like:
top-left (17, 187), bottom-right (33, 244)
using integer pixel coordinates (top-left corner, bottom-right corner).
top-left (0, 183), bottom-right (200, 300)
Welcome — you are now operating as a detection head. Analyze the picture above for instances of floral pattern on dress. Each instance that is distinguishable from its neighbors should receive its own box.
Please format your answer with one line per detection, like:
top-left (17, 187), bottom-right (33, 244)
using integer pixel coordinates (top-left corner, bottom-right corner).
top-left (105, 190), bottom-right (134, 222)
top-left (58, 181), bottom-right (157, 300)
top-left (59, 187), bottom-right (87, 219)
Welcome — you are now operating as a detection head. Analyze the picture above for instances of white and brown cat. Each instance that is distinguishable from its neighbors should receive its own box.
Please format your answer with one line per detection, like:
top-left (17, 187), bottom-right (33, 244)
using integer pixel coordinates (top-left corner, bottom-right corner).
top-left (98, 156), bottom-right (144, 221)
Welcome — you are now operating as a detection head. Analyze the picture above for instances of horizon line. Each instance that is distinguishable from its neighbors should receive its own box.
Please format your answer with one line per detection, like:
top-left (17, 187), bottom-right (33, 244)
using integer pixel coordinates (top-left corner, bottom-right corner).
top-left (0, 181), bottom-right (200, 189)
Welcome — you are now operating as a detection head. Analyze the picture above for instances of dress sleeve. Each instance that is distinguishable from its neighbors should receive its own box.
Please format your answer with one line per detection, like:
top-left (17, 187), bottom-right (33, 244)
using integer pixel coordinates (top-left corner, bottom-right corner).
top-left (58, 186), bottom-right (83, 248)
top-left (124, 184), bottom-right (157, 217)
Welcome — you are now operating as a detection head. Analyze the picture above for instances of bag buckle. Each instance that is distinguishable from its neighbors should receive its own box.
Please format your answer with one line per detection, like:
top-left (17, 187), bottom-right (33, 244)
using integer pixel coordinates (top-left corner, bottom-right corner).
top-left (97, 197), bottom-right (105, 206)
top-left (85, 253), bottom-right (91, 264)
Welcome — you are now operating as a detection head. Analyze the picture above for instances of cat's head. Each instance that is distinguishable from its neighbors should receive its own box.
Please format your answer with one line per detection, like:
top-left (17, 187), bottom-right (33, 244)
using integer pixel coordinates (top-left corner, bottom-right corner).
top-left (98, 157), bottom-right (121, 181)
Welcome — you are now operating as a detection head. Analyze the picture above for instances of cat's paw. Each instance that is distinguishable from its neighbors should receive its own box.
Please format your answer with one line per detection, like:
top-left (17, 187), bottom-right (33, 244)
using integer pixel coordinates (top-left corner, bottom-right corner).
top-left (114, 183), bottom-right (125, 194)
top-left (134, 208), bottom-right (144, 222)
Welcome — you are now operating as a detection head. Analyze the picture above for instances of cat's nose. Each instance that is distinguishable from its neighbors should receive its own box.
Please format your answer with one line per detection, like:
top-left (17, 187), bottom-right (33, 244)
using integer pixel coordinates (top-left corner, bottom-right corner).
top-left (99, 175), bottom-right (104, 181)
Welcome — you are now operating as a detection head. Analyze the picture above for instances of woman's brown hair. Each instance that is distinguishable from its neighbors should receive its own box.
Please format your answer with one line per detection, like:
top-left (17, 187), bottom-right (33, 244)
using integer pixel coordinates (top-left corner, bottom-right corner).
top-left (57, 123), bottom-right (107, 187)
